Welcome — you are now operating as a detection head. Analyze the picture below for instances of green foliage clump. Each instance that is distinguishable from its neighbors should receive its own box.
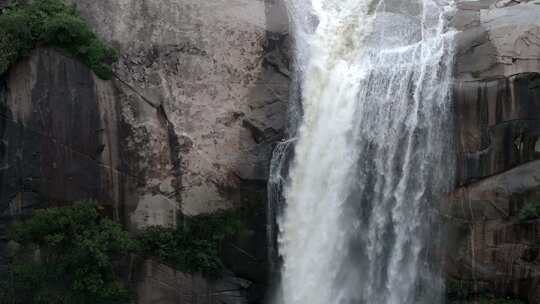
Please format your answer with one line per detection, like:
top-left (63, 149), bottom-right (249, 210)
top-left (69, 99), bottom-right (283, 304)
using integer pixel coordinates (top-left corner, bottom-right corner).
top-left (446, 279), bottom-right (526, 304)
top-left (0, 202), bottom-right (246, 303)
top-left (138, 211), bottom-right (243, 276)
top-left (446, 278), bottom-right (476, 301)
top-left (0, 0), bottom-right (117, 79)
top-left (2, 201), bottom-right (136, 304)
top-left (518, 201), bottom-right (540, 222)
top-left (478, 296), bottom-right (526, 304)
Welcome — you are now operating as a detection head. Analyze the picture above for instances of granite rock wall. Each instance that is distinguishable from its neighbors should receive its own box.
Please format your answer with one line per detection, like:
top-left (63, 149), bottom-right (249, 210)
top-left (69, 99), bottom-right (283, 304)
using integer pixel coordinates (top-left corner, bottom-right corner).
top-left (447, 1), bottom-right (540, 302)
top-left (0, 0), bottom-right (289, 303)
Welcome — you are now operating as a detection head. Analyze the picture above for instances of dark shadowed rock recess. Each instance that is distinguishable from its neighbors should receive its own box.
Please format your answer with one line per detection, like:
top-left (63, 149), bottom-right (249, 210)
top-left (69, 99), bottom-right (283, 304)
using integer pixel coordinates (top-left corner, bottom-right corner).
top-left (0, 0), bottom-right (289, 303)
top-left (446, 0), bottom-right (540, 302)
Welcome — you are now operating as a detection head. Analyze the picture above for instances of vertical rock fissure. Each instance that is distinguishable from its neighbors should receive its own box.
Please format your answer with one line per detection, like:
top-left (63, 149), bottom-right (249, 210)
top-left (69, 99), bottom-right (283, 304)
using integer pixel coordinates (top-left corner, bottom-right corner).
top-left (156, 104), bottom-right (183, 215)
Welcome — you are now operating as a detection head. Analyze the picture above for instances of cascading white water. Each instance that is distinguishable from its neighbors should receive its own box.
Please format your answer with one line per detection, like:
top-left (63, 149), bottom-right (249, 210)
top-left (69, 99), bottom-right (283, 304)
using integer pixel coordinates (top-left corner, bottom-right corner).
top-left (275, 1), bottom-right (456, 304)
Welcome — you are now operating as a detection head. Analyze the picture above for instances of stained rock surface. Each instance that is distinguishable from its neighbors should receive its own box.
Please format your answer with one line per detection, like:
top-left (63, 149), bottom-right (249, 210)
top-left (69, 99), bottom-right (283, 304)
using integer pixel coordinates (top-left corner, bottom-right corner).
top-left (448, 0), bottom-right (540, 302)
top-left (0, 0), bottom-right (289, 303)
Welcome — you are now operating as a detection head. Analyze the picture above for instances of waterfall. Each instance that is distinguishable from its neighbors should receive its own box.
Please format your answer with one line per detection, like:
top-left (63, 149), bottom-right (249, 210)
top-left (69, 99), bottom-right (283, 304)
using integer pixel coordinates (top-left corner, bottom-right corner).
top-left (267, 139), bottom-right (295, 277)
top-left (274, 0), bottom-right (457, 304)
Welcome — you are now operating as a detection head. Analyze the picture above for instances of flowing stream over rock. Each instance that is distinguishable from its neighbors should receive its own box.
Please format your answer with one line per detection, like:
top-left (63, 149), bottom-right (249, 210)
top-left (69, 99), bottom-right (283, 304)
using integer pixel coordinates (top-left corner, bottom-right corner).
top-left (273, 0), bottom-right (457, 303)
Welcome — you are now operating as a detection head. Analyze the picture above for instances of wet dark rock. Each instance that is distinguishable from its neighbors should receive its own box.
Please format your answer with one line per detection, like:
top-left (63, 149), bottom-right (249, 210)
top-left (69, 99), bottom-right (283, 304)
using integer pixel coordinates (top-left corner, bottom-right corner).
top-left (0, 0), bottom-right (289, 302)
top-left (456, 73), bottom-right (540, 185)
top-left (134, 260), bottom-right (251, 304)
top-left (448, 1), bottom-right (540, 302)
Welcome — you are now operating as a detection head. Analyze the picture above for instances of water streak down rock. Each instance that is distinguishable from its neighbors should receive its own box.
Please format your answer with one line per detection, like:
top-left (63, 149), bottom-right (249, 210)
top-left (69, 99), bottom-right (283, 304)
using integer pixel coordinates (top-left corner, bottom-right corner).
top-left (446, 1), bottom-right (540, 302)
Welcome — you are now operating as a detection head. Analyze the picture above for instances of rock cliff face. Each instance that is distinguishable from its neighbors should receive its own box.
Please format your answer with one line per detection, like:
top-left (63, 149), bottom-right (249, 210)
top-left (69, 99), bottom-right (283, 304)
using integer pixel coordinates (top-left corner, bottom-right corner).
top-left (75, 0), bottom-right (289, 224)
top-left (0, 48), bottom-right (123, 271)
top-left (0, 0), bottom-right (289, 303)
top-left (2, 0), bottom-right (540, 303)
top-left (447, 1), bottom-right (540, 302)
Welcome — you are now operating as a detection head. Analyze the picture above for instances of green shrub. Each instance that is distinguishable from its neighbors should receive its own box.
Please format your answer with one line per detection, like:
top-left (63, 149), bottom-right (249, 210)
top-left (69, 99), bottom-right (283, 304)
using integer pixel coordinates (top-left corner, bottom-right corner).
top-left (519, 201), bottom-right (540, 222)
top-left (478, 296), bottom-right (526, 304)
top-left (138, 211), bottom-right (243, 276)
top-left (0, 0), bottom-right (117, 79)
top-left (446, 278), bottom-right (476, 301)
top-left (446, 278), bottom-right (526, 304)
top-left (3, 201), bottom-right (136, 304)
top-left (2, 202), bottom-right (246, 303)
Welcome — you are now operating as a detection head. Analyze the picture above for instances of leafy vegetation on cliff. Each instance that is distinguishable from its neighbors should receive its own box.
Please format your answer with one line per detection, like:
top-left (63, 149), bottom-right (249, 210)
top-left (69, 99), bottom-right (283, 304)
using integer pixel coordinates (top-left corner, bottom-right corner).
top-left (518, 201), bottom-right (540, 222)
top-left (138, 211), bottom-right (243, 276)
top-left (0, 201), bottom-right (245, 303)
top-left (446, 279), bottom-right (526, 304)
top-left (447, 295), bottom-right (526, 304)
top-left (0, 0), bottom-right (117, 79)
top-left (477, 297), bottom-right (526, 304)
top-left (1, 201), bottom-right (136, 304)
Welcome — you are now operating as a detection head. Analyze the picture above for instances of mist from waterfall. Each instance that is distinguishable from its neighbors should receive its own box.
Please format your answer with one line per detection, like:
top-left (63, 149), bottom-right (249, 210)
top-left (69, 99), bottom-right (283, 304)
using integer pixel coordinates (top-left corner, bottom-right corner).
top-left (273, 0), bottom-right (457, 303)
